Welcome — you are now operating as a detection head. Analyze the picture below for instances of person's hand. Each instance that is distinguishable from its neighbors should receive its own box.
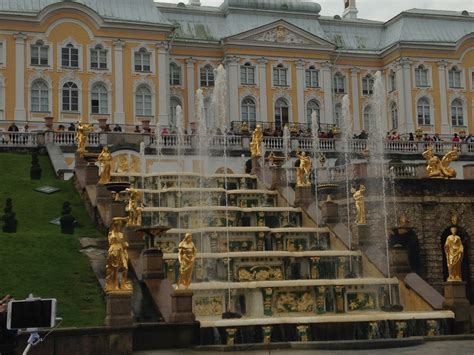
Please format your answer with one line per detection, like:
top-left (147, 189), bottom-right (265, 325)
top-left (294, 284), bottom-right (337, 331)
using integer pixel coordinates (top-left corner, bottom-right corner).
top-left (0, 294), bottom-right (12, 313)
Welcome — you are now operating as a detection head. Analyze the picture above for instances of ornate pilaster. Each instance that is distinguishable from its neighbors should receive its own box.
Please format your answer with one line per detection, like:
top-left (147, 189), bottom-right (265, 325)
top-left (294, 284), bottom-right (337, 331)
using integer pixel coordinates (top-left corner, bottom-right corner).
top-left (438, 60), bottom-right (450, 134)
top-left (295, 59), bottom-right (305, 124)
top-left (14, 32), bottom-right (27, 120)
top-left (321, 61), bottom-right (333, 125)
top-left (257, 57), bottom-right (268, 122)
top-left (226, 56), bottom-right (240, 123)
top-left (113, 39), bottom-right (125, 124)
top-left (186, 57), bottom-right (196, 125)
top-left (157, 41), bottom-right (170, 128)
top-left (396, 58), bottom-right (414, 134)
top-left (350, 67), bottom-right (360, 133)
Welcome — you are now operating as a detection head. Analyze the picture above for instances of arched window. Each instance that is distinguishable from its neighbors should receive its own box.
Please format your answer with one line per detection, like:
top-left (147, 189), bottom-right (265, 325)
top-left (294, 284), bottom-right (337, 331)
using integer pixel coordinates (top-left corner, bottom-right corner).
top-left (390, 102), bottom-right (398, 130)
top-left (61, 43), bottom-right (79, 68)
top-left (240, 62), bottom-right (255, 85)
top-left (91, 83), bottom-right (108, 114)
top-left (31, 40), bottom-right (48, 66)
top-left (362, 74), bottom-right (374, 95)
top-left (451, 99), bottom-right (464, 126)
top-left (241, 97), bottom-right (256, 127)
top-left (417, 98), bottom-right (431, 125)
top-left (306, 100), bottom-right (320, 128)
top-left (170, 97), bottom-right (181, 129)
top-left (200, 65), bottom-right (214, 87)
top-left (363, 105), bottom-right (373, 130)
top-left (415, 65), bottom-right (429, 87)
top-left (275, 98), bottom-right (289, 129)
top-left (170, 63), bottom-right (181, 85)
top-left (90, 44), bottom-right (107, 69)
top-left (31, 80), bottom-right (49, 112)
top-left (333, 72), bottom-right (345, 94)
top-left (134, 48), bottom-right (151, 72)
top-left (388, 71), bottom-right (396, 92)
top-left (334, 103), bottom-right (342, 127)
top-left (273, 64), bottom-right (288, 86)
top-left (62, 82), bottom-right (79, 111)
top-left (305, 66), bottom-right (319, 88)
top-left (449, 66), bottom-right (462, 88)
top-left (135, 85), bottom-right (152, 116)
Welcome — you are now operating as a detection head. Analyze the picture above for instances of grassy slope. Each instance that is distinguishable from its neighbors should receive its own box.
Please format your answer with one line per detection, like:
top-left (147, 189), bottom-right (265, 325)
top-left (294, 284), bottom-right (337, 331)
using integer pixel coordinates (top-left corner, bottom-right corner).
top-left (0, 152), bottom-right (105, 327)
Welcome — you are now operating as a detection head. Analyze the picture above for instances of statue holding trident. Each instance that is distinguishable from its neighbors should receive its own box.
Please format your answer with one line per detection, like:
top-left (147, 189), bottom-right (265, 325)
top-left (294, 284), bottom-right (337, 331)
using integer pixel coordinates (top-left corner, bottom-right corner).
top-left (76, 120), bottom-right (94, 156)
top-left (250, 124), bottom-right (264, 158)
top-left (351, 184), bottom-right (366, 225)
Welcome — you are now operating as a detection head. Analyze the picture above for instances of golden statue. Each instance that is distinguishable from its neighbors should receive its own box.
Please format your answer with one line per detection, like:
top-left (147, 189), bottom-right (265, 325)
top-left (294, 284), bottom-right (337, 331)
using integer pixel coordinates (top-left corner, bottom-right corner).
top-left (75, 120), bottom-right (93, 156)
top-left (98, 146), bottom-right (112, 185)
top-left (422, 145), bottom-right (459, 179)
top-left (351, 185), bottom-right (366, 225)
top-left (444, 226), bottom-right (464, 282)
top-left (116, 155), bottom-right (130, 173)
top-left (296, 150), bottom-right (312, 187)
top-left (177, 233), bottom-right (197, 289)
top-left (105, 217), bottom-right (132, 293)
top-left (126, 187), bottom-right (144, 226)
top-left (250, 124), bottom-right (263, 158)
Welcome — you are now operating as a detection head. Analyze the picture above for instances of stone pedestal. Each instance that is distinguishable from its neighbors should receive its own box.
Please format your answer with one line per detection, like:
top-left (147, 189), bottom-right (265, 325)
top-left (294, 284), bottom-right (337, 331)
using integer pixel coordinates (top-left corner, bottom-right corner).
top-left (251, 156), bottom-right (261, 176)
top-left (356, 224), bottom-right (371, 247)
top-left (389, 247), bottom-right (411, 275)
top-left (96, 184), bottom-right (113, 204)
top-left (124, 226), bottom-right (144, 250)
top-left (270, 167), bottom-right (286, 190)
top-left (74, 152), bottom-right (87, 170)
top-left (294, 186), bottom-right (313, 209)
top-left (170, 290), bottom-right (195, 323)
top-left (443, 281), bottom-right (470, 334)
top-left (141, 248), bottom-right (165, 280)
top-left (105, 291), bottom-right (133, 327)
top-left (85, 163), bottom-right (99, 185)
top-left (321, 196), bottom-right (339, 224)
top-left (110, 200), bottom-right (126, 220)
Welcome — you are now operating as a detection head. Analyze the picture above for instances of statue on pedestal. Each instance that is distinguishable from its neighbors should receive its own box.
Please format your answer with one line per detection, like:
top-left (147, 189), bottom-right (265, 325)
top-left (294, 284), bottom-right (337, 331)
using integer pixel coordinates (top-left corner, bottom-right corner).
top-left (422, 145), bottom-right (458, 179)
top-left (250, 124), bottom-right (263, 158)
top-left (351, 185), bottom-right (366, 225)
top-left (98, 146), bottom-right (112, 185)
top-left (296, 150), bottom-right (312, 187)
top-left (177, 233), bottom-right (197, 289)
top-left (75, 120), bottom-right (93, 156)
top-left (105, 217), bottom-right (132, 293)
top-left (445, 226), bottom-right (464, 282)
top-left (126, 187), bottom-right (144, 226)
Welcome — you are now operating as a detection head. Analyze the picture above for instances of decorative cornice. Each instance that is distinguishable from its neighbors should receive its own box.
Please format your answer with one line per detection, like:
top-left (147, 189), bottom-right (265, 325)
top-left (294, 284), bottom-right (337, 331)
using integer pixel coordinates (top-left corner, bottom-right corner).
top-left (113, 39), bottom-right (125, 48)
top-left (13, 32), bottom-right (27, 41)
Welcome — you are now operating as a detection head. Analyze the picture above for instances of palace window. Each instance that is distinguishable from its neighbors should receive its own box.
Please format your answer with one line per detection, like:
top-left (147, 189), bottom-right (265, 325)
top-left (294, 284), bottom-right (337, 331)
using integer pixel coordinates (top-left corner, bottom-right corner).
top-left (91, 83), bottom-right (108, 114)
top-left (363, 105), bottom-right (373, 130)
top-left (275, 98), bottom-right (289, 129)
top-left (306, 100), bottom-right (320, 128)
top-left (62, 82), bottom-right (79, 111)
top-left (90, 44), bottom-right (107, 70)
top-left (449, 66), bottom-right (462, 88)
top-left (31, 40), bottom-right (49, 66)
top-left (388, 71), bottom-right (396, 92)
top-left (240, 63), bottom-right (255, 85)
top-left (333, 72), bottom-right (346, 94)
top-left (362, 74), bottom-right (374, 95)
top-left (170, 97), bottom-right (181, 129)
top-left (61, 43), bottom-right (79, 68)
top-left (415, 65), bottom-right (429, 87)
top-left (417, 97), bottom-right (431, 125)
top-left (241, 97), bottom-right (257, 126)
top-left (0, 42), bottom-right (3, 64)
top-left (135, 85), bottom-right (152, 116)
top-left (273, 64), bottom-right (288, 86)
top-left (200, 65), bottom-right (215, 87)
top-left (31, 80), bottom-right (49, 112)
top-left (169, 63), bottom-right (182, 85)
top-left (334, 103), bottom-right (342, 128)
top-left (451, 99), bottom-right (464, 126)
top-left (390, 102), bottom-right (398, 130)
top-left (305, 66), bottom-right (319, 88)
top-left (134, 48), bottom-right (151, 72)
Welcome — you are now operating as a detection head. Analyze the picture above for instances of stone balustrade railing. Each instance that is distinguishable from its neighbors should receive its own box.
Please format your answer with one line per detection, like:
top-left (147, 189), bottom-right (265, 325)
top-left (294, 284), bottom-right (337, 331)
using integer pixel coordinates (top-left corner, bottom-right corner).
top-left (1, 131), bottom-right (474, 157)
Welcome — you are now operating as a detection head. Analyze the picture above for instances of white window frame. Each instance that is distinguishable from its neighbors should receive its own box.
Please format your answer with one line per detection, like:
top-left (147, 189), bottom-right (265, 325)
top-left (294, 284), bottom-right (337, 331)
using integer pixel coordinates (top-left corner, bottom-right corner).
top-left (363, 105), bottom-right (373, 130)
top-left (334, 103), bottom-right (342, 128)
top-left (450, 99), bottom-right (465, 127)
top-left (274, 97), bottom-right (290, 129)
top-left (272, 64), bottom-right (289, 87)
top-left (132, 46), bottom-right (155, 74)
top-left (60, 43), bottom-right (80, 69)
top-left (90, 82), bottom-right (109, 115)
top-left (240, 63), bottom-right (256, 86)
top-left (169, 62), bottom-right (182, 86)
top-left (30, 79), bottom-right (50, 112)
top-left (333, 72), bottom-right (346, 94)
top-left (30, 40), bottom-right (49, 67)
top-left (241, 96), bottom-right (257, 124)
top-left (416, 97), bottom-right (431, 126)
top-left (0, 40), bottom-right (5, 67)
top-left (414, 64), bottom-right (430, 88)
top-left (200, 64), bottom-right (215, 87)
top-left (390, 102), bottom-right (398, 130)
top-left (61, 81), bottom-right (80, 112)
top-left (134, 84), bottom-right (153, 117)
top-left (388, 71), bottom-right (396, 92)
top-left (362, 75), bottom-right (374, 96)
top-left (89, 44), bottom-right (110, 72)
top-left (470, 69), bottom-right (474, 90)
top-left (306, 99), bottom-right (320, 128)
top-left (305, 66), bottom-right (320, 88)
top-left (170, 97), bottom-right (182, 129)
top-left (448, 66), bottom-right (463, 89)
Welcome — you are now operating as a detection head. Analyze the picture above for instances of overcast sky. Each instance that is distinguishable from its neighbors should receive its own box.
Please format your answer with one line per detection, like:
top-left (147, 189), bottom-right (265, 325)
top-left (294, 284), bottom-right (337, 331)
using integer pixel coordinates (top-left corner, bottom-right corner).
top-left (158, 0), bottom-right (473, 21)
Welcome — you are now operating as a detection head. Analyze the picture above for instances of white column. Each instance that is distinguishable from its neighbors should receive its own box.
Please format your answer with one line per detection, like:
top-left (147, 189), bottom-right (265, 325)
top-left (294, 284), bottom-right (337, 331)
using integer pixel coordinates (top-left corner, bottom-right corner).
top-left (186, 58), bottom-right (195, 125)
top-left (157, 41), bottom-right (170, 128)
top-left (14, 32), bottom-right (27, 121)
top-left (438, 60), bottom-right (450, 134)
top-left (295, 59), bottom-right (305, 124)
top-left (322, 62), bottom-right (333, 125)
top-left (113, 39), bottom-right (125, 124)
top-left (226, 56), bottom-right (239, 124)
top-left (398, 58), bottom-right (414, 134)
top-left (350, 67), bottom-right (360, 133)
top-left (257, 57), bottom-right (268, 122)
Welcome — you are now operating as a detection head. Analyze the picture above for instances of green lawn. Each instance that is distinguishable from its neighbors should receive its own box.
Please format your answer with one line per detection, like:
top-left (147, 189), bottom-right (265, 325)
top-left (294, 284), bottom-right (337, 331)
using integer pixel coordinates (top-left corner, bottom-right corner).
top-left (0, 152), bottom-right (105, 327)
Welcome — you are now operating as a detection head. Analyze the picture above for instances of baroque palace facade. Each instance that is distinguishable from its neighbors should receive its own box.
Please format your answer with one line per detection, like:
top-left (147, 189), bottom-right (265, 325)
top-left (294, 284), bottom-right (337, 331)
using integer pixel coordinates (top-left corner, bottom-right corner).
top-left (0, 0), bottom-right (473, 136)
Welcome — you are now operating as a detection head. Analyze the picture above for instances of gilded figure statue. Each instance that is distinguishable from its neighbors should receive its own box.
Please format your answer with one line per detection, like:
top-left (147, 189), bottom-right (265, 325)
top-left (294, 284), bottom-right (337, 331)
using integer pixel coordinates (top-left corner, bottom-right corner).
top-left (177, 233), bottom-right (197, 289)
top-left (105, 217), bottom-right (132, 293)
top-left (98, 146), bottom-right (112, 185)
top-left (126, 187), bottom-right (144, 226)
top-left (116, 155), bottom-right (130, 173)
top-left (250, 124), bottom-right (263, 158)
top-left (75, 120), bottom-right (93, 156)
top-left (444, 226), bottom-right (464, 282)
top-left (422, 145), bottom-right (459, 179)
top-left (351, 185), bottom-right (366, 225)
top-left (296, 150), bottom-right (312, 187)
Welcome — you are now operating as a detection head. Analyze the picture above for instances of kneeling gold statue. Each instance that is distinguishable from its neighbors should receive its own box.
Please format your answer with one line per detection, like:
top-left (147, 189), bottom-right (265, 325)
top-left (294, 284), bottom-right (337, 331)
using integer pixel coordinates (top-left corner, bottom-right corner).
top-left (445, 226), bottom-right (464, 282)
top-left (177, 233), bottom-right (197, 289)
top-left (105, 217), bottom-right (132, 293)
